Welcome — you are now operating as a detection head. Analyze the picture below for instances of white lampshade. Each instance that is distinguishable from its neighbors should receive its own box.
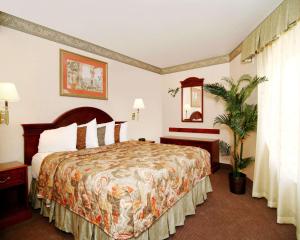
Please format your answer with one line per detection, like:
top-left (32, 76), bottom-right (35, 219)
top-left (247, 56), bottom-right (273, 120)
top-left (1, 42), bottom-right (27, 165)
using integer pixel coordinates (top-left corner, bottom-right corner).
top-left (133, 98), bottom-right (145, 109)
top-left (184, 104), bottom-right (191, 110)
top-left (0, 82), bottom-right (20, 102)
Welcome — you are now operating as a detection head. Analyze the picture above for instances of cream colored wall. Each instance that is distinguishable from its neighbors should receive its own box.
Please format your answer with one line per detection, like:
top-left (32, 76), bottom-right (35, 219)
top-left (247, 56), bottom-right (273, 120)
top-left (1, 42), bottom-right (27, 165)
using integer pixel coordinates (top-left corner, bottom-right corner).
top-left (161, 55), bottom-right (258, 180)
top-left (229, 54), bottom-right (257, 180)
top-left (161, 63), bottom-right (232, 163)
top-left (0, 26), bottom-right (258, 181)
top-left (0, 27), bottom-right (163, 165)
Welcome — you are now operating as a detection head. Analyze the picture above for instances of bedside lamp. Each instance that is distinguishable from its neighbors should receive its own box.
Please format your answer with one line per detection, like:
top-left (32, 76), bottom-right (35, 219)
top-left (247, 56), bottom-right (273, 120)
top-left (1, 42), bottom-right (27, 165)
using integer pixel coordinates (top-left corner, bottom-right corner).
top-left (0, 82), bottom-right (20, 125)
top-left (133, 98), bottom-right (145, 120)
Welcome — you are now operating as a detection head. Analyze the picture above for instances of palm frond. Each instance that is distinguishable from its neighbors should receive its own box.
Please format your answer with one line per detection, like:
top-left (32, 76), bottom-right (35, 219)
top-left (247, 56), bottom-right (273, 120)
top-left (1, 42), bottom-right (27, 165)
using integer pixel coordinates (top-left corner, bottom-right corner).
top-left (237, 74), bottom-right (252, 84)
top-left (168, 87), bottom-right (179, 97)
top-left (238, 157), bottom-right (254, 170)
top-left (221, 77), bottom-right (236, 88)
top-left (213, 114), bottom-right (231, 126)
top-left (237, 104), bottom-right (258, 139)
top-left (239, 76), bottom-right (267, 103)
top-left (208, 74), bottom-right (267, 174)
top-left (204, 83), bottom-right (228, 101)
top-left (219, 140), bottom-right (231, 156)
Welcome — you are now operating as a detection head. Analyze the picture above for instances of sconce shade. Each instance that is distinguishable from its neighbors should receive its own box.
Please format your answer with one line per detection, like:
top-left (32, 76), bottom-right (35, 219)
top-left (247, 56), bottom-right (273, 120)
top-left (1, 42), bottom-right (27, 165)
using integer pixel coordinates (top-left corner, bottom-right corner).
top-left (133, 98), bottom-right (145, 109)
top-left (0, 82), bottom-right (20, 102)
top-left (184, 104), bottom-right (191, 110)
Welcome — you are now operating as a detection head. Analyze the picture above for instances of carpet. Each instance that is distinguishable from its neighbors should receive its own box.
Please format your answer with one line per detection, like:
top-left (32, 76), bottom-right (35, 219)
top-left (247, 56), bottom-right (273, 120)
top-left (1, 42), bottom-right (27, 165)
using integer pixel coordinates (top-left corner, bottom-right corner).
top-left (0, 166), bottom-right (296, 240)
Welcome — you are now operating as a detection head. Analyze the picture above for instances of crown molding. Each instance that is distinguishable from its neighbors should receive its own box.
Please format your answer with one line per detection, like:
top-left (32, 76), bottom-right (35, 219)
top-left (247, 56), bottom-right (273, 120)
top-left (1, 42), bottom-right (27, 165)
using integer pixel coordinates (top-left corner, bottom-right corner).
top-left (0, 11), bottom-right (243, 75)
top-left (229, 42), bottom-right (242, 61)
top-left (0, 11), bottom-right (161, 74)
top-left (161, 55), bottom-right (230, 74)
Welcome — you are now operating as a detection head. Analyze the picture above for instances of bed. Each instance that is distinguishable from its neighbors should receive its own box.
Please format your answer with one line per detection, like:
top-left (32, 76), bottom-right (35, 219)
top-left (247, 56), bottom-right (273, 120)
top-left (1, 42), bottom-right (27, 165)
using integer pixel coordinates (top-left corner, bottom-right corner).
top-left (22, 107), bottom-right (212, 240)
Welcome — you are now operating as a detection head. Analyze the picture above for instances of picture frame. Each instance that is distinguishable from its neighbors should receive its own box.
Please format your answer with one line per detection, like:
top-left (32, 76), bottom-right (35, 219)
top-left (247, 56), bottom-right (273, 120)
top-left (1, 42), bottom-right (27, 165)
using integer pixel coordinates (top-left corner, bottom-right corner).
top-left (190, 87), bottom-right (202, 107)
top-left (60, 49), bottom-right (108, 100)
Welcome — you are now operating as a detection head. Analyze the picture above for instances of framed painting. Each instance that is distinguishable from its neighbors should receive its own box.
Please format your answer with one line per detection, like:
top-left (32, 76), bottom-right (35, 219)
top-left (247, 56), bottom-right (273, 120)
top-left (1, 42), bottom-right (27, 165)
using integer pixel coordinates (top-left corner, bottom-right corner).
top-left (190, 87), bottom-right (202, 107)
top-left (60, 49), bottom-right (108, 100)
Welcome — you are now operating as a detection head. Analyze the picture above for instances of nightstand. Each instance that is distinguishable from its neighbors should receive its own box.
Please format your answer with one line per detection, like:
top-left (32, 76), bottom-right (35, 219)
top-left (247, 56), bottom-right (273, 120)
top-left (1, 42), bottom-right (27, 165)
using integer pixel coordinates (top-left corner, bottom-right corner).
top-left (0, 161), bottom-right (32, 229)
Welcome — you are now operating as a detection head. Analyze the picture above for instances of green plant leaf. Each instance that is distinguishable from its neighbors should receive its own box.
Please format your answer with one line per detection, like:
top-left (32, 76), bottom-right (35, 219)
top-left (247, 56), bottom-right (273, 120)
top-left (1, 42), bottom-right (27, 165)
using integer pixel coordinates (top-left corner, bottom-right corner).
top-left (204, 83), bottom-right (228, 101)
top-left (205, 75), bottom-right (267, 174)
top-left (219, 140), bottom-right (231, 156)
top-left (168, 87), bottom-right (179, 97)
top-left (238, 157), bottom-right (254, 169)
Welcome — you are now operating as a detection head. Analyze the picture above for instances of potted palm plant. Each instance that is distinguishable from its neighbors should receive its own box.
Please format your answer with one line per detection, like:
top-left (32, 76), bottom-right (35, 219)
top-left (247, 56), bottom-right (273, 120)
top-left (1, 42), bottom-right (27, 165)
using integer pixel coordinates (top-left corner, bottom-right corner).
top-left (204, 75), bottom-right (267, 194)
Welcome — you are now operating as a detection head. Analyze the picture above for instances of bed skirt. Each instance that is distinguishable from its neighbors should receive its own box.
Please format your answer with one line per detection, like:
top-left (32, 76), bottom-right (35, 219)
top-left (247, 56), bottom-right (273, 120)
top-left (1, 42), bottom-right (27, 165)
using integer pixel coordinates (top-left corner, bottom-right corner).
top-left (30, 176), bottom-right (212, 240)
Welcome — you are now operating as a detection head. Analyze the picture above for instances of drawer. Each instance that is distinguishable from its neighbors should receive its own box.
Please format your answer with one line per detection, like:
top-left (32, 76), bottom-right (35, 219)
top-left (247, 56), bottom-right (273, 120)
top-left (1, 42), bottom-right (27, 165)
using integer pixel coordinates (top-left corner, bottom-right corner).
top-left (0, 168), bottom-right (26, 189)
top-left (196, 143), bottom-right (212, 152)
top-left (160, 138), bottom-right (193, 146)
top-left (161, 138), bottom-right (208, 149)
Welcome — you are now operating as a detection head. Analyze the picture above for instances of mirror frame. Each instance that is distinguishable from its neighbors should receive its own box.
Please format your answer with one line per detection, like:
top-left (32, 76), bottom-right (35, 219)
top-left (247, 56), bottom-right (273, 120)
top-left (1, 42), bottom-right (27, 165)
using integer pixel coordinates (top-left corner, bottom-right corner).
top-left (181, 77), bottom-right (204, 123)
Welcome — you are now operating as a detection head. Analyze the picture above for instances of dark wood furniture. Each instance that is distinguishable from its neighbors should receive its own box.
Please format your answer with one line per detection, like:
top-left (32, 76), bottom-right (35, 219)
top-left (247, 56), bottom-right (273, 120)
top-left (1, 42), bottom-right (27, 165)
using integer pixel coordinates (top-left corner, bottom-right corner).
top-left (0, 161), bottom-right (31, 229)
top-left (169, 127), bottom-right (220, 134)
top-left (160, 136), bottom-right (220, 173)
top-left (22, 107), bottom-right (123, 166)
top-left (181, 77), bottom-right (204, 123)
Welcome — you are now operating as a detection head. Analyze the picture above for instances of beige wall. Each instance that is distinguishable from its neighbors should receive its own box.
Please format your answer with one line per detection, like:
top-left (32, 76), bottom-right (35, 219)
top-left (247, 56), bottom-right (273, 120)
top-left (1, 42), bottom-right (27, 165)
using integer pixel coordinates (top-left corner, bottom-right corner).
top-left (161, 63), bottom-right (232, 163)
top-left (229, 54), bottom-right (257, 180)
top-left (0, 27), bottom-right (163, 165)
top-left (161, 54), bottom-right (258, 180)
top-left (0, 26), bottom-right (258, 180)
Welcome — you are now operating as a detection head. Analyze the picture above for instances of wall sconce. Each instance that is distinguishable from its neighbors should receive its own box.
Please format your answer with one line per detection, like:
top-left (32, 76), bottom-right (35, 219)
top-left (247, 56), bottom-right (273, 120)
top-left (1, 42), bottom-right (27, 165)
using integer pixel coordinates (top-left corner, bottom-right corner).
top-left (132, 98), bottom-right (145, 120)
top-left (0, 82), bottom-right (20, 125)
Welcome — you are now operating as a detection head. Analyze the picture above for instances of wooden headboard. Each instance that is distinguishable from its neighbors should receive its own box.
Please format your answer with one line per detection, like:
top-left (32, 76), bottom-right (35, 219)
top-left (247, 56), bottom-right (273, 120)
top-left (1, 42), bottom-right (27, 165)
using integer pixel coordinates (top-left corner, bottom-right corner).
top-left (22, 107), bottom-right (122, 165)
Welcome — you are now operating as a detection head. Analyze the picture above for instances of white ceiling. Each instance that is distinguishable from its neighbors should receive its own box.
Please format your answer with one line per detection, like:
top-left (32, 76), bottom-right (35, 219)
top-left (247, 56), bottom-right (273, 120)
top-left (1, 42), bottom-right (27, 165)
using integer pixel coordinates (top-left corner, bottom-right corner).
top-left (0, 0), bottom-right (282, 67)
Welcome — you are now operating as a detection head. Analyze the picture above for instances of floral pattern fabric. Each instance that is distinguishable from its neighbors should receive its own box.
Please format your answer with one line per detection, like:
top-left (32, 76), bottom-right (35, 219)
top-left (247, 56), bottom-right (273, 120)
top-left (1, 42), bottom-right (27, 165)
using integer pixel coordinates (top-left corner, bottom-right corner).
top-left (37, 141), bottom-right (211, 239)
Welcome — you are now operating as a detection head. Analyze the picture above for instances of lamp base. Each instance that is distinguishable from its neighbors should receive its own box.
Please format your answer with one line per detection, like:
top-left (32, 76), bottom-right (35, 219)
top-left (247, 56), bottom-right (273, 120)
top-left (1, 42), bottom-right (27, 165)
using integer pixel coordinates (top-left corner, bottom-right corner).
top-left (0, 101), bottom-right (9, 125)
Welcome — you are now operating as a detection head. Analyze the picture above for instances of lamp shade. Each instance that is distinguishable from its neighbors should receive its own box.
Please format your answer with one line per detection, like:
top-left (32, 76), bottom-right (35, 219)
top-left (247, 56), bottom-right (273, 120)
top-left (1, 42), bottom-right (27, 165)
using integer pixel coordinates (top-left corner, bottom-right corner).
top-left (0, 82), bottom-right (20, 102)
top-left (184, 104), bottom-right (191, 110)
top-left (133, 98), bottom-right (145, 109)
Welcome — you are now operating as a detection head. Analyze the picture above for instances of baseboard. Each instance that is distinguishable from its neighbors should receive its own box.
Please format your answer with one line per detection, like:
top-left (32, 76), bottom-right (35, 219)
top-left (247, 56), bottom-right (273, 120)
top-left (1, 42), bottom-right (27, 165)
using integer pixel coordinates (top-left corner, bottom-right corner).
top-left (219, 163), bottom-right (232, 170)
top-left (219, 163), bottom-right (253, 185)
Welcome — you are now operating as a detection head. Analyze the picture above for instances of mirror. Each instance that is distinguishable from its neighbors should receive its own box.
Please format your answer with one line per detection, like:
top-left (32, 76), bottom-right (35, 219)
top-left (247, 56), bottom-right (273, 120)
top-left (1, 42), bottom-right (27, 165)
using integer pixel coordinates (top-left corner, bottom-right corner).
top-left (181, 77), bottom-right (204, 122)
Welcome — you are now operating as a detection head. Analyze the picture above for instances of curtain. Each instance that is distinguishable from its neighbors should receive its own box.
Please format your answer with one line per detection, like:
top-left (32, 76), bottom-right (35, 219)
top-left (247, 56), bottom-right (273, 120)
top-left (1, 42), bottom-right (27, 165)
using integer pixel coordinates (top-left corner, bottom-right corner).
top-left (253, 22), bottom-right (300, 239)
top-left (241, 0), bottom-right (300, 62)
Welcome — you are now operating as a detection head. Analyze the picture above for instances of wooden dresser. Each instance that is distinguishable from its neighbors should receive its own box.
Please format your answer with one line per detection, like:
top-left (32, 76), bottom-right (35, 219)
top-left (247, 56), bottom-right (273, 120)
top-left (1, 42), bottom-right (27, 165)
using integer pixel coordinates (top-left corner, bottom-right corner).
top-left (0, 161), bottom-right (31, 229)
top-left (160, 136), bottom-right (220, 173)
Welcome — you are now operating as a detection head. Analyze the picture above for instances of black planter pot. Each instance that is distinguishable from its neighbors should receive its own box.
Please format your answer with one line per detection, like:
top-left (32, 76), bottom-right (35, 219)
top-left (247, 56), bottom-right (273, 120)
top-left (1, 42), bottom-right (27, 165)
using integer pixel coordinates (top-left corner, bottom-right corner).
top-left (229, 172), bottom-right (246, 194)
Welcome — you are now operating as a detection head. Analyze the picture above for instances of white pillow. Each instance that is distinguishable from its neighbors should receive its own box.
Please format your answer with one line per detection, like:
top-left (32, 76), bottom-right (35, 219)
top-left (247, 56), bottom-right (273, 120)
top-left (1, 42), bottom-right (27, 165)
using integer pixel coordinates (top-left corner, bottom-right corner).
top-left (97, 121), bottom-right (115, 145)
top-left (79, 118), bottom-right (99, 148)
top-left (119, 122), bottom-right (128, 142)
top-left (38, 123), bottom-right (77, 153)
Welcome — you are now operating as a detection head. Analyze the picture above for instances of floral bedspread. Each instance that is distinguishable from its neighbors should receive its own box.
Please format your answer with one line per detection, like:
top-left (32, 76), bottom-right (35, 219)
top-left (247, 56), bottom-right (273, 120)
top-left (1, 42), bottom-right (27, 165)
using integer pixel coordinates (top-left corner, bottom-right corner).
top-left (37, 141), bottom-right (211, 239)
